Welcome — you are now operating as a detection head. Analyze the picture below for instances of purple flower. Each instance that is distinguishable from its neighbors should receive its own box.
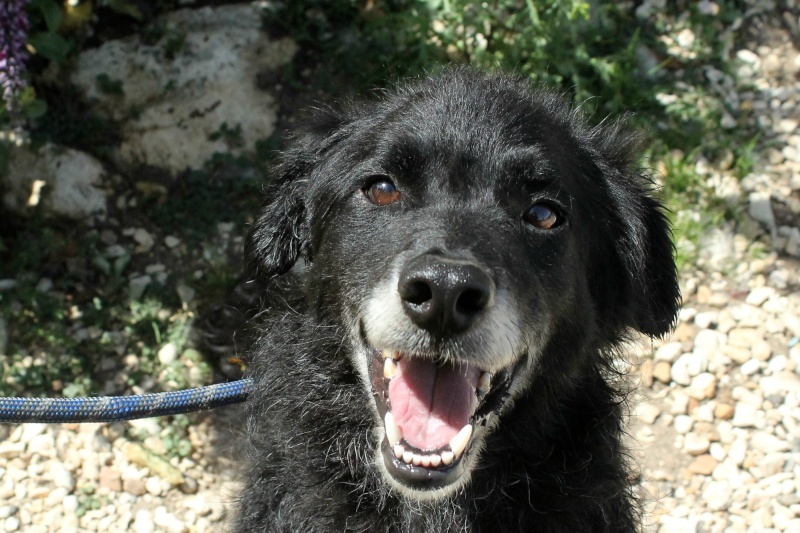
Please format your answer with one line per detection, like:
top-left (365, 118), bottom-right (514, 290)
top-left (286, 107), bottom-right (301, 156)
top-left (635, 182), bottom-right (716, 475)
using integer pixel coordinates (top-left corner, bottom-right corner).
top-left (0, 0), bottom-right (30, 116)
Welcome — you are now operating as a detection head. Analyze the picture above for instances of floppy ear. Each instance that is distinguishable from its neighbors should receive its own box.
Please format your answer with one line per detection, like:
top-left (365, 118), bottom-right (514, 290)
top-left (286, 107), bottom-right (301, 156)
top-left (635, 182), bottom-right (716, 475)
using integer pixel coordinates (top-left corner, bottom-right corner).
top-left (623, 195), bottom-right (681, 337)
top-left (584, 125), bottom-right (681, 339)
top-left (245, 109), bottom-right (349, 279)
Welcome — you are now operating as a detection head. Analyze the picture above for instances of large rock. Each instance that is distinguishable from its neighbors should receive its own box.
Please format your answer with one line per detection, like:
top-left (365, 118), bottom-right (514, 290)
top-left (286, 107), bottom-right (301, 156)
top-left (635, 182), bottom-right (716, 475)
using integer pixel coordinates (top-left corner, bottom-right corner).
top-left (3, 143), bottom-right (107, 219)
top-left (70, 5), bottom-right (297, 174)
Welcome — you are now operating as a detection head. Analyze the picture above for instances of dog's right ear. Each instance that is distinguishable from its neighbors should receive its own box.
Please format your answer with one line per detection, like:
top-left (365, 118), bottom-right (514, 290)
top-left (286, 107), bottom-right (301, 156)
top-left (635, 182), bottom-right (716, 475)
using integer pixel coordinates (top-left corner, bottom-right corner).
top-left (245, 108), bottom-right (349, 279)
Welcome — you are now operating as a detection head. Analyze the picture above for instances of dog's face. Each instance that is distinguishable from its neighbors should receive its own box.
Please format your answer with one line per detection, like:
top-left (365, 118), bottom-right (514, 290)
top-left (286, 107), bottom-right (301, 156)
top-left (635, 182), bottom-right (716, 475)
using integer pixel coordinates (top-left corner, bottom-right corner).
top-left (247, 71), bottom-right (679, 500)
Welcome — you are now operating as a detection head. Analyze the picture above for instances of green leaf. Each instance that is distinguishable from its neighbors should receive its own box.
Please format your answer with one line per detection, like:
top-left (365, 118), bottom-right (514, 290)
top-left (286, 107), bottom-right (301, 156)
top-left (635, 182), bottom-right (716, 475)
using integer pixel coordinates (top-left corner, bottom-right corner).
top-left (28, 32), bottom-right (73, 63)
top-left (30, 0), bottom-right (63, 33)
top-left (22, 98), bottom-right (48, 119)
top-left (103, 0), bottom-right (144, 20)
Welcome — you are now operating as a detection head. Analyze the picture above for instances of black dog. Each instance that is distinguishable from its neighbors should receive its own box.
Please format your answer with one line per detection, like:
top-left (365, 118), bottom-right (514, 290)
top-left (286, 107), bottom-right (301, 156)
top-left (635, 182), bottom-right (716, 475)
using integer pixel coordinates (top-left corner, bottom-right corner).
top-left (233, 69), bottom-right (680, 532)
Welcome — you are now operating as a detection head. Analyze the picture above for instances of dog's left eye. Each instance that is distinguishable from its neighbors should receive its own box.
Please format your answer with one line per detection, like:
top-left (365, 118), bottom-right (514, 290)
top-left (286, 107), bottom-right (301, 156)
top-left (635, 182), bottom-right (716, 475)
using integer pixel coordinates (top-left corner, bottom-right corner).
top-left (363, 178), bottom-right (401, 206)
top-left (523, 202), bottom-right (562, 230)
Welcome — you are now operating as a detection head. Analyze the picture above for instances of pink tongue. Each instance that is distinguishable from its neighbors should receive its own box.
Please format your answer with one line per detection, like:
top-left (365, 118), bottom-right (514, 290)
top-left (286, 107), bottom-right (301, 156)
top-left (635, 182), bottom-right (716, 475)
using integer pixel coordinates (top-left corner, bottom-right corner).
top-left (388, 358), bottom-right (479, 451)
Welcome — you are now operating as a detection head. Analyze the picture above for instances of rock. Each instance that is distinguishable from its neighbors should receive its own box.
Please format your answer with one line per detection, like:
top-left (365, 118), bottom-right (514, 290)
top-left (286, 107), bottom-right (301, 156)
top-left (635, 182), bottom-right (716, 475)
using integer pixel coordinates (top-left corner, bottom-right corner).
top-left (99, 467), bottom-right (122, 492)
top-left (740, 358), bottom-right (761, 376)
top-left (737, 49), bottom-right (760, 65)
top-left (702, 481), bottom-right (733, 511)
top-left (785, 228), bottom-right (800, 257)
top-left (158, 342), bottom-right (179, 365)
top-left (50, 464), bottom-right (75, 492)
top-left (655, 342), bottom-right (683, 363)
top-left (684, 433), bottom-right (711, 455)
top-left (686, 372), bottom-right (717, 400)
top-left (123, 478), bottom-right (147, 497)
top-left (671, 392), bottom-right (690, 415)
top-left (751, 341), bottom-right (772, 362)
top-left (698, 227), bottom-right (736, 270)
top-left (761, 371), bottom-right (800, 396)
top-left (694, 311), bottom-right (718, 329)
top-left (732, 404), bottom-right (759, 428)
top-left (728, 328), bottom-right (762, 349)
top-left (714, 403), bottom-right (735, 420)
top-left (27, 434), bottom-right (55, 457)
top-left (2, 144), bottom-right (107, 219)
top-left (750, 432), bottom-right (790, 453)
top-left (765, 147), bottom-right (785, 165)
top-left (133, 228), bottom-right (155, 252)
top-left (145, 477), bottom-right (163, 497)
top-left (129, 275), bottom-right (152, 300)
top-left (154, 506), bottom-right (187, 533)
top-left (70, 5), bottom-right (297, 174)
top-left (636, 403), bottom-right (661, 424)
top-left (4, 516), bottom-right (20, 532)
top-left (164, 236), bottom-right (181, 248)
top-left (653, 361), bottom-right (672, 384)
top-left (748, 192), bottom-right (776, 236)
top-left (722, 345), bottom-right (751, 365)
top-left (674, 415), bottom-right (694, 434)
top-left (746, 287), bottom-right (776, 306)
top-left (176, 283), bottom-right (196, 305)
top-left (133, 510), bottom-right (155, 533)
top-left (671, 352), bottom-right (705, 385)
top-left (688, 454), bottom-right (718, 475)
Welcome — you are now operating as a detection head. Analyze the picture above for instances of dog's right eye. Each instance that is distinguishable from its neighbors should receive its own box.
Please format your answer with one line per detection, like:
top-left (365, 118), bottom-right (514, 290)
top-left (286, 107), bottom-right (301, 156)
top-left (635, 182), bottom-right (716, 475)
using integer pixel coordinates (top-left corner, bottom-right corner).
top-left (523, 202), bottom-right (563, 230)
top-left (363, 178), bottom-right (401, 206)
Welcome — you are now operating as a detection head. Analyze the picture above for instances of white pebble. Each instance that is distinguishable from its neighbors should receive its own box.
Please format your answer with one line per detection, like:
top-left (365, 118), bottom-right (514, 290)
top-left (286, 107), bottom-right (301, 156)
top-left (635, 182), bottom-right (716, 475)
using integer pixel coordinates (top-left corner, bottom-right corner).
top-left (133, 510), bottom-right (155, 533)
top-left (740, 358), bottom-right (761, 376)
top-left (674, 415), bottom-right (694, 434)
top-left (145, 477), bottom-right (163, 497)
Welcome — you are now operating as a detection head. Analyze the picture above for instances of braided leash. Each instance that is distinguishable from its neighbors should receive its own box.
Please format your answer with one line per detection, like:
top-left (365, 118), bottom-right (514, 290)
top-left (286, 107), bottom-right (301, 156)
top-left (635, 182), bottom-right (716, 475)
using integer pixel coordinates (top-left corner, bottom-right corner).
top-left (0, 379), bottom-right (254, 423)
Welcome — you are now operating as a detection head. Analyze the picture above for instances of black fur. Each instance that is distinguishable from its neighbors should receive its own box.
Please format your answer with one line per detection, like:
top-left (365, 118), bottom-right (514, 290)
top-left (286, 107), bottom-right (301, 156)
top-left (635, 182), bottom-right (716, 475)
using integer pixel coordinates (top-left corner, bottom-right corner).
top-left (234, 69), bottom-right (680, 532)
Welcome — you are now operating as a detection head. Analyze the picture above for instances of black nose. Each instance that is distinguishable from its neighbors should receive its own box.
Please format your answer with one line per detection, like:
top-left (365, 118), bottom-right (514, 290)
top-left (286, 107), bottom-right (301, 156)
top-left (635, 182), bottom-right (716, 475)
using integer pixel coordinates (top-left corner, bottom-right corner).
top-left (398, 254), bottom-right (495, 335)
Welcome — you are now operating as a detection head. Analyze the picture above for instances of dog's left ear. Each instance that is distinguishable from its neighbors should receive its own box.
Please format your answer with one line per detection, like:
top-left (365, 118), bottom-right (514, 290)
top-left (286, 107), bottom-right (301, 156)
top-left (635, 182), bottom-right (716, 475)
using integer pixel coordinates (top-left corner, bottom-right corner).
top-left (246, 108), bottom-right (349, 279)
top-left (622, 194), bottom-right (681, 337)
top-left (588, 127), bottom-right (681, 339)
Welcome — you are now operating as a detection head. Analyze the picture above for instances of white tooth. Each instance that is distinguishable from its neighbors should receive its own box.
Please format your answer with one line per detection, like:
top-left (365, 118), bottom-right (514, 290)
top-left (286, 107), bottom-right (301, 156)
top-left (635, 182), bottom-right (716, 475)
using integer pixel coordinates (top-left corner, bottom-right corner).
top-left (412, 454), bottom-right (422, 466)
top-left (384, 358), bottom-right (396, 379)
top-left (449, 424), bottom-right (473, 459)
top-left (430, 454), bottom-right (441, 467)
top-left (402, 450), bottom-right (414, 464)
top-left (382, 349), bottom-right (392, 359)
top-left (441, 450), bottom-right (454, 465)
top-left (420, 455), bottom-right (432, 468)
top-left (393, 444), bottom-right (404, 459)
top-left (477, 372), bottom-right (492, 393)
top-left (384, 412), bottom-right (402, 446)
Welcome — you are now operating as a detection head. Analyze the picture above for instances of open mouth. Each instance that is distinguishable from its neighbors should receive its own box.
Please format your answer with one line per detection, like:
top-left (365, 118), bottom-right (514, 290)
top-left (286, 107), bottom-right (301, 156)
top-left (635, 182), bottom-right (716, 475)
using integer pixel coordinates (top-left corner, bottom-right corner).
top-left (369, 347), bottom-right (514, 490)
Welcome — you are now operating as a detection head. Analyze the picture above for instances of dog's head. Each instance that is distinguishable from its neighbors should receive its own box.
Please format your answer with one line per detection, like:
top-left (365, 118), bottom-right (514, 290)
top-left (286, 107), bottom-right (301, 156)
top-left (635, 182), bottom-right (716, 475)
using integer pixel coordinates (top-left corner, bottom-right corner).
top-left (247, 70), bottom-right (680, 499)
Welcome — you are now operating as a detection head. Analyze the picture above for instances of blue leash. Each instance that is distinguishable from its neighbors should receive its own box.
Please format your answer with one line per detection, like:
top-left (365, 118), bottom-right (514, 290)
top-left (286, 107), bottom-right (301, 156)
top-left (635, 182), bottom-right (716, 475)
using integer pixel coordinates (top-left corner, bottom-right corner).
top-left (0, 379), bottom-right (254, 424)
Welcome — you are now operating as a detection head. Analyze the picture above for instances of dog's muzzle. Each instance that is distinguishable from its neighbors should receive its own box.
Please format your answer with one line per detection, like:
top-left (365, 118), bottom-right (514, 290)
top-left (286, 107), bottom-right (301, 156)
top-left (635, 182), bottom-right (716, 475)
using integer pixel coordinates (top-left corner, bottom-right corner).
top-left (363, 252), bottom-right (524, 493)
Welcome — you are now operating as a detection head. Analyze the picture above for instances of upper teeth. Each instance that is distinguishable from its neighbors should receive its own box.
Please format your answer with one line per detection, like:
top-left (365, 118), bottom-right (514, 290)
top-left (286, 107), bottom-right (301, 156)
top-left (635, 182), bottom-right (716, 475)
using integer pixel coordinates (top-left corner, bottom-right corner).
top-left (384, 358), bottom-right (397, 379)
top-left (448, 424), bottom-right (473, 458)
top-left (385, 412), bottom-right (402, 446)
top-left (477, 372), bottom-right (492, 394)
top-left (382, 349), bottom-right (400, 361)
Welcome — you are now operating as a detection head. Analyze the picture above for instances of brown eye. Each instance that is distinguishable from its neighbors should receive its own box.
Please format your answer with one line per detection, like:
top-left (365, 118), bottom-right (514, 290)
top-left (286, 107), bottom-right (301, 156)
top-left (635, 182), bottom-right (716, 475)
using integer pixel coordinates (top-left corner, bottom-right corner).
top-left (523, 202), bottom-right (562, 229)
top-left (364, 179), bottom-right (401, 206)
